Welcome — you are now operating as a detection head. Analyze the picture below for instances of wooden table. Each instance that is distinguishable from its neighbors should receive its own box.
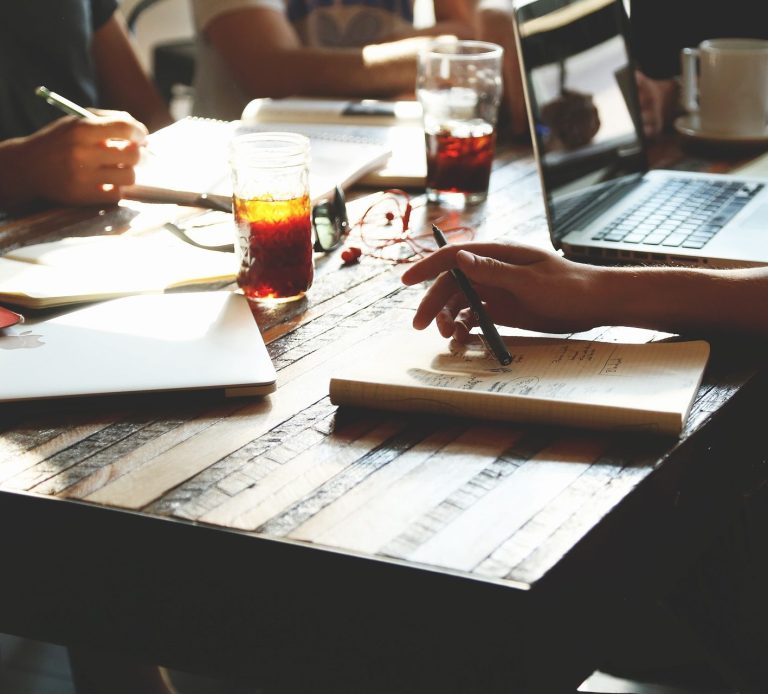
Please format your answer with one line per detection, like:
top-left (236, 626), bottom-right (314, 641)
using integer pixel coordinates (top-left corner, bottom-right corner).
top-left (1, 138), bottom-right (767, 694)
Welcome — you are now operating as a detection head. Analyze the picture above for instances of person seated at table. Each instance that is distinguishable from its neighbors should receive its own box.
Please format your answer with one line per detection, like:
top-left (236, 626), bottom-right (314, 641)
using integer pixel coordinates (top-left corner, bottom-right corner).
top-left (0, 0), bottom-right (172, 211)
top-left (401, 241), bottom-right (768, 338)
top-left (189, 0), bottom-right (478, 120)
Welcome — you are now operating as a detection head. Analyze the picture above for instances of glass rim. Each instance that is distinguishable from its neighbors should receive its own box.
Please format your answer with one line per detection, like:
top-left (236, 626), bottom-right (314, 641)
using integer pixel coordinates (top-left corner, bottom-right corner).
top-left (421, 39), bottom-right (503, 59)
top-left (229, 131), bottom-right (310, 167)
top-left (699, 37), bottom-right (768, 52)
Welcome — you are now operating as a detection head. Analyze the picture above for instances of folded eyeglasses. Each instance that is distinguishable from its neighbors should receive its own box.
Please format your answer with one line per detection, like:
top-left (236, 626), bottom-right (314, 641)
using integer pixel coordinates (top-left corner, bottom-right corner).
top-left (164, 186), bottom-right (349, 254)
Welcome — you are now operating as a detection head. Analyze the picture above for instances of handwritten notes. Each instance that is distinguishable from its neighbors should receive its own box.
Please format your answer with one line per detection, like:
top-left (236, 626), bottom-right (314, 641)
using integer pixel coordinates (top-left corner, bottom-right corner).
top-left (329, 330), bottom-right (711, 435)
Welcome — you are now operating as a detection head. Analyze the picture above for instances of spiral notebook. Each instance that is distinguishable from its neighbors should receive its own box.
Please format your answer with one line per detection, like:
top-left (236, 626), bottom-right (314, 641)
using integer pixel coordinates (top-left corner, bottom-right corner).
top-left (125, 117), bottom-right (391, 208)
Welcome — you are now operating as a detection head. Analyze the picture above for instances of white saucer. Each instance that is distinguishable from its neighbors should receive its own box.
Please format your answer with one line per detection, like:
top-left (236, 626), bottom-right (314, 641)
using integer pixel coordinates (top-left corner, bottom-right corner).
top-left (674, 114), bottom-right (768, 146)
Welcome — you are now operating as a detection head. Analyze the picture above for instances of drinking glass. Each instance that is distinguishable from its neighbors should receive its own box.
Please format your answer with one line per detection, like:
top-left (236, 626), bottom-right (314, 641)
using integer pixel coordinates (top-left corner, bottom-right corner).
top-left (230, 132), bottom-right (313, 302)
top-left (417, 40), bottom-right (504, 207)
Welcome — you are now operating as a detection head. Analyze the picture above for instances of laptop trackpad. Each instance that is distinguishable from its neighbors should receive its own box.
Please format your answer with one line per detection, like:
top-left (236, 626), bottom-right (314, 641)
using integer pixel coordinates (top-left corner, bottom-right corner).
top-left (735, 202), bottom-right (768, 230)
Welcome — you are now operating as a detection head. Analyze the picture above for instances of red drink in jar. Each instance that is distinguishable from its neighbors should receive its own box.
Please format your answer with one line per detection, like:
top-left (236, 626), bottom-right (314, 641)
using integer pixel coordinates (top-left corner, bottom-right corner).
top-left (234, 194), bottom-right (313, 302)
top-left (425, 129), bottom-right (496, 198)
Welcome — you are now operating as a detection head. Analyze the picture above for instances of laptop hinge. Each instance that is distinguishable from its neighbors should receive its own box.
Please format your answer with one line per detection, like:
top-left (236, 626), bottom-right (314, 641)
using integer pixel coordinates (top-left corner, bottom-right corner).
top-left (555, 174), bottom-right (645, 240)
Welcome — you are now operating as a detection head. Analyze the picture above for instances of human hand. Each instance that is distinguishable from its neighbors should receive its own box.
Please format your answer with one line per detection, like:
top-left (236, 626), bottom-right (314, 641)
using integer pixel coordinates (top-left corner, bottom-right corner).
top-left (18, 112), bottom-right (148, 206)
top-left (635, 72), bottom-right (679, 138)
top-left (401, 242), bottom-right (609, 339)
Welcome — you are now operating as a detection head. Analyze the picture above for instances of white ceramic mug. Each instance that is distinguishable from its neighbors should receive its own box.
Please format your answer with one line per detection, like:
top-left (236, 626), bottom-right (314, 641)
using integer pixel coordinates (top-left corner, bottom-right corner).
top-left (681, 38), bottom-right (768, 137)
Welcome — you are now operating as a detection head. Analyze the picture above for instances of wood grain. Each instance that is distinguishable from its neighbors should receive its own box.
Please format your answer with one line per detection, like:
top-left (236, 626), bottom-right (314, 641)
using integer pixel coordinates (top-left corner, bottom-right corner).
top-left (0, 144), bottom-right (760, 594)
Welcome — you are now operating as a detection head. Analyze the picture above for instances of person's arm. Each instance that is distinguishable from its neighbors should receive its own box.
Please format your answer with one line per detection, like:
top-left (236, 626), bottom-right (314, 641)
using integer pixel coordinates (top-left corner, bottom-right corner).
top-left (401, 242), bottom-right (768, 338)
top-left (202, 6), bottom-right (465, 100)
top-left (0, 115), bottom-right (146, 208)
top-left (636, 71), bottom-right (680, 138)
top-left (91, 13), bottom-right (172, 132)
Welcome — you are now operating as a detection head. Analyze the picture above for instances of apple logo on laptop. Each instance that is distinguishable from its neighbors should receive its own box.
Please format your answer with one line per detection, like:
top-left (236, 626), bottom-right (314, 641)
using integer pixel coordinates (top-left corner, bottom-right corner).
top-left (0, 330), bottom-right (45, 350)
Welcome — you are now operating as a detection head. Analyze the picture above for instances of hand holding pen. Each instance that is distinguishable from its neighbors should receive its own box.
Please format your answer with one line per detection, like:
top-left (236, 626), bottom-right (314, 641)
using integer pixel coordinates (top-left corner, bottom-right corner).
top-left (24, 85), bottom-right (149, 206)
top-left (424, 225), bottom-right (512, 366)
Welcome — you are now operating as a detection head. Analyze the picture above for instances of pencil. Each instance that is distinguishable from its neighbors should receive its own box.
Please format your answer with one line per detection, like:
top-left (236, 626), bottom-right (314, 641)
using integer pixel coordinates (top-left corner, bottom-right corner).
top-left (432, 224), bottom-right (512, 366)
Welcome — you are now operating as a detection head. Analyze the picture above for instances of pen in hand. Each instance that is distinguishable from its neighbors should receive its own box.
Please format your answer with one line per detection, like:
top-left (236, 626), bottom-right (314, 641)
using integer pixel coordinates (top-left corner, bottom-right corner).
top-left (35, 85), bottom-right (97, 120)
top-left (432, 224), bottom-right (512, 366)
top-left (34, 85), bottom-right (154, 156)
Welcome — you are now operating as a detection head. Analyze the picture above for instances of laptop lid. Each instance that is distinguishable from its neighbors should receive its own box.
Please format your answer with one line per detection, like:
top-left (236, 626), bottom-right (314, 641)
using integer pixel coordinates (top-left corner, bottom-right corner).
top-left (512, 0), bottom-right (648, 246)
top-left (0, 291), bottom-right (276, 403)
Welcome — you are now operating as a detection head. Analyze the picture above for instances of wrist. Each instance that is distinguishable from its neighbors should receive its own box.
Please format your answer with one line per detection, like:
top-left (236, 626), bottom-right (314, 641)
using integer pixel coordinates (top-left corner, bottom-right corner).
top-left (594, 266), bottom-right (721, 334)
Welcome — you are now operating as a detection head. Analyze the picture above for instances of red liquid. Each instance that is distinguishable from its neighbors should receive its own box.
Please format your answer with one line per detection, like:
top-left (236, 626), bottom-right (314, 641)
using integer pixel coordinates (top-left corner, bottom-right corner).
top-left (234, 194), bottom-right (313, 301)
top-left (425, 130), bottom-right (496, 195)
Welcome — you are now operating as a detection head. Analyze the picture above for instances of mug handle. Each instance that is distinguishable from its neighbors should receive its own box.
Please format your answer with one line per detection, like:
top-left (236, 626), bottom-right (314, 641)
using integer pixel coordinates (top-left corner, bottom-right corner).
top-left (681, 47), bottom-right (700, 113)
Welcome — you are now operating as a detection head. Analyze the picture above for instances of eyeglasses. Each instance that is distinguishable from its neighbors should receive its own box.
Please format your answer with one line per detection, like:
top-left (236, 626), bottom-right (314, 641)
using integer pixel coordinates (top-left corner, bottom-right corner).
top-left (312, 186), bottom-right (349, 252)
top-left (164, 186), bottom-right (349, 254)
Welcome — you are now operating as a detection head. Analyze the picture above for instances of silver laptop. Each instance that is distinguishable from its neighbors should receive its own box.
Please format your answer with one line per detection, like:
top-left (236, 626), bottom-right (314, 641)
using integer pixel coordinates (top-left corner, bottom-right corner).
top-left (511, 0), bottom-right (768, 267)
top-left (0, 291), bottom-right (276, 403)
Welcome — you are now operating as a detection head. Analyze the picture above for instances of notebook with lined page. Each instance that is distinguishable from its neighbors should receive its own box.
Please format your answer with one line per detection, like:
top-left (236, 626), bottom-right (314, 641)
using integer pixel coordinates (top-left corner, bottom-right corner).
top-left (330, 329), bottom-right (710, 435)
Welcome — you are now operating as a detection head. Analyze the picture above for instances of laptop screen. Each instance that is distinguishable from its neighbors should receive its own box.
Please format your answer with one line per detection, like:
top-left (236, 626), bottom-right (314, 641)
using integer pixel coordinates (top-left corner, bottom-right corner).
top-left (513, 0), bottom-right (647, 243)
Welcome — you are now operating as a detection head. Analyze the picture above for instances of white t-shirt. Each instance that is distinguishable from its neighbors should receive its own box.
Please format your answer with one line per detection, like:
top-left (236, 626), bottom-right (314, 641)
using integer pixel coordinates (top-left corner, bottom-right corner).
top-left (191, 0), bottom-right (415, 119)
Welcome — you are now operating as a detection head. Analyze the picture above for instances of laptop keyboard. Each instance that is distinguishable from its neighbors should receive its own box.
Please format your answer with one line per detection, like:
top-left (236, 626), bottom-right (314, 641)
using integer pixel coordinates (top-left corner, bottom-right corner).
top-left (591, 178), bottom-right (763, 249)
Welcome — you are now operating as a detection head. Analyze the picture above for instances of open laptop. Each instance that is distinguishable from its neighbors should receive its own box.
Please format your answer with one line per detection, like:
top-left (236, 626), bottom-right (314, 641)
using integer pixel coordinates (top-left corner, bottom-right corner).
top-left (0, 291), bottom-right (276, 403)
top-left (511, 0), bottom-right (768, 267)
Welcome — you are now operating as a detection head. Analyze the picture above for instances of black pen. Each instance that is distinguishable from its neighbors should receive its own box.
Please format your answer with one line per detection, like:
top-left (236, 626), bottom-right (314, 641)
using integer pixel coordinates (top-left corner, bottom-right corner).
top-left (432, 224), bottom-right (512, 366)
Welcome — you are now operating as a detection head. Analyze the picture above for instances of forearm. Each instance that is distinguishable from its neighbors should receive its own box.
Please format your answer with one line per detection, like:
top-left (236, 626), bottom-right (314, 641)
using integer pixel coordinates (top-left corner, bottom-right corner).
top-left (92, 15), bottom-right (172, 132)
top-left (230, 44), bottom-right (420, 99)
top-left (594, 266), bottom-right (768, 336)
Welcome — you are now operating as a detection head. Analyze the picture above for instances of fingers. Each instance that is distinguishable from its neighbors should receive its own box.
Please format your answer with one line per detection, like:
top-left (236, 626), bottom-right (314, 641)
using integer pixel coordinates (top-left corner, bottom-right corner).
top-left (100, 140), bottom-right (142, 168)
top-left (401, 242), bottom-right (545, 285)
top-left (454, 249), bottom-right (518, 292)
top-left (76, 117), bottom-right (149, 146)
top-left (412, 270), bottom-right (464, 330)
top-left (452, 306), bottom-right (477, 342)
top-left (436, 290), bottom-right (471, 337)
top-left (411, 248), bottom-right (532, 331)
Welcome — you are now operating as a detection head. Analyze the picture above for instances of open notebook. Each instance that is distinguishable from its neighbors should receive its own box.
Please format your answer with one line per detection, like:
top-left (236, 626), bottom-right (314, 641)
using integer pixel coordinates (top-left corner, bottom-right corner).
top-left (125, 117), bottom-right (391, 207)
top-left (330, 329), bottom-right (710, 435)
top-left (0, 291), bottom-right (276, 402)
top-left (0, 224), bottom-right (237, 309)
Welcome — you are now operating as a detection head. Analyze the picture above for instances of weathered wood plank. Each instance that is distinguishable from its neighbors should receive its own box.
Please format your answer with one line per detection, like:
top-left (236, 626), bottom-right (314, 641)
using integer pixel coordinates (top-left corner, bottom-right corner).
top-left (55, 404), bottom-right (241, 499)
top-left (201, 418), bottom-right (403, 530)
top-left (147, 398), bottom-right (338, 519)
top-left (473, 448), bottom-right (647, 579)
top-left (510, 465), bottom-right (653, 585)
top-left (286, 427), bottom-right (460, 543)
top-left (0, 417), bottom-right (118, 485)
top-left (392, 437), bottom-right (606, 571)
top-left (296, 425), bottom-right (524, 555)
